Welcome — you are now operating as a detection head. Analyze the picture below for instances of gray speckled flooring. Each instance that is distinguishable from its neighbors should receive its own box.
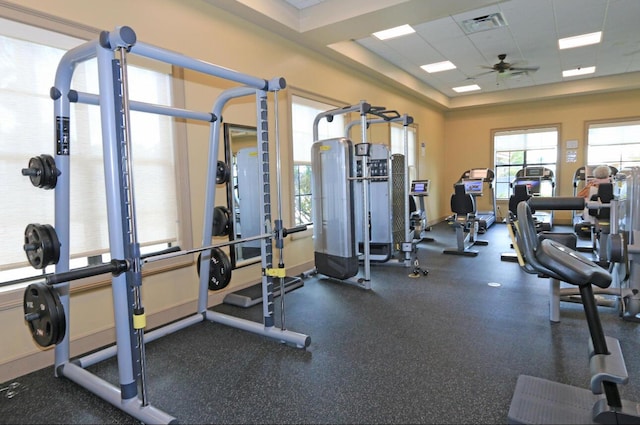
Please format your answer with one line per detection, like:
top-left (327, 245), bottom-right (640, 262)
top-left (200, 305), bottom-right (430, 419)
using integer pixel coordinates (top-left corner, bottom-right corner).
top-left (2, 221), bottom-right (640, 424)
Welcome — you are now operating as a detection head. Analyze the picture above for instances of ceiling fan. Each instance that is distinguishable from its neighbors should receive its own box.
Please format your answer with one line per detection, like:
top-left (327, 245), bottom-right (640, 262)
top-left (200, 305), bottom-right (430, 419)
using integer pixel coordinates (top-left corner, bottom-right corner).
top-left (470, 53), bottom-right (540, 79)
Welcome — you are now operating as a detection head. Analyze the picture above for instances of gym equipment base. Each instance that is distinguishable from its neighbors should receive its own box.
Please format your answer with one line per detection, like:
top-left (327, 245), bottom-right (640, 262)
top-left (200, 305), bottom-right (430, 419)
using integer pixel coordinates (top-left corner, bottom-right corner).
top-left (508, 374), bottom-right (639, 424)
top-left (223, 276), bottom-right (303, 308)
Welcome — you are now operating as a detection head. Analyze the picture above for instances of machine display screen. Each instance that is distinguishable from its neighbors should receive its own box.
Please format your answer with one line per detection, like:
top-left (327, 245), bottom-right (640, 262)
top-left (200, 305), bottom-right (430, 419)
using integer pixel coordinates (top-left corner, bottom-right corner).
top-left (463, 179), bottom-right (483, 195)
top-left (410, 180), bottom-right (430, 195)
top-left (514, 178), bottom-right (541, 195)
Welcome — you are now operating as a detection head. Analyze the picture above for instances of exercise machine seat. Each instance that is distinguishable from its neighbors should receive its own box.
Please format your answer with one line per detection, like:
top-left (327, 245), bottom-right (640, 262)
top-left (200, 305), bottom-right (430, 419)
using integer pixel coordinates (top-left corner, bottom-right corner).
top-left (450, 183), bottom-right (475, 215)
top-left (516, 201), bottom-right (611, 289)
top-left (509, 184), bottom-right (531, 216)
top-left (588, 182), bottom-right (614, 221)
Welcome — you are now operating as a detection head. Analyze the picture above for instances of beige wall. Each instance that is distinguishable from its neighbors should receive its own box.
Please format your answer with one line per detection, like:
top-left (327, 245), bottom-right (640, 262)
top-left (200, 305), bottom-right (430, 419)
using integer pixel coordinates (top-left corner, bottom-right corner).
top-left (443, 89), bottom-right (640, 224)
top-left (0, 0), bottom-right (446, 382)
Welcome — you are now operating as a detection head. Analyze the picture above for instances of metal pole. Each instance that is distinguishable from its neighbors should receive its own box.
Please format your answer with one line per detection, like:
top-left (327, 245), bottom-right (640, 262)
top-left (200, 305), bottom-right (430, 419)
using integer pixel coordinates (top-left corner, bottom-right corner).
top-left (117, 46), bottom-right (148, 406)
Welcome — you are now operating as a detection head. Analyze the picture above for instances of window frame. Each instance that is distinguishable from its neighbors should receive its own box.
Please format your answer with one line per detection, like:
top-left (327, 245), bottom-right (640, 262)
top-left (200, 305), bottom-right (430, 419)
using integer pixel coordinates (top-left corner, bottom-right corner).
top-left (586, 117), bottom-right (640, 170)
top-left (492, 125), bottom-right (560, 200)
top-left (0, 4), bottom-right (193, 305)
top-left (288, 88), bottom-right (349, 229)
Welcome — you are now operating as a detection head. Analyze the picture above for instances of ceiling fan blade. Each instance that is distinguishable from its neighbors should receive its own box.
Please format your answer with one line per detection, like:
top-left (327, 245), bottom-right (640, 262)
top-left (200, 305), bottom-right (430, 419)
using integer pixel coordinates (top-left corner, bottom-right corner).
top-left (467, 70), bottom-right (497, 79)
top-left (510, 66), bottom-right (540, 72)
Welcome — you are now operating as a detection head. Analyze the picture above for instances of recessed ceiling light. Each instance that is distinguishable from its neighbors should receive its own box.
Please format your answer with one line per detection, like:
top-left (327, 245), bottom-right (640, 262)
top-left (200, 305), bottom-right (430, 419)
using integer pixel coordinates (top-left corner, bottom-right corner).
top-left (453, 84), bottom-right (481, 93)
top-left (562, 66), bottom-right (596, 77)
top-left (558, 31), bottom-right (602, 49)
top-left (372, 24), bottom-right (415, 40)
top-left (421, 61), bottom-right (457, 73)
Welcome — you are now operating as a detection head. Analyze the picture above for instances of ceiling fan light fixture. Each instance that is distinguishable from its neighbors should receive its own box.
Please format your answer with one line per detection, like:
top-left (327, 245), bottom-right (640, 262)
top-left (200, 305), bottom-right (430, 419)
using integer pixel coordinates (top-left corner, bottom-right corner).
top-left (421, 61), bottom-right (456, 73)
top-left (372, 24), bottom-right (415, 40)
top-left (558, 31), bottom-right (602, 49)
top-left (453, 84), bottom-right (481, 93)
top-left (562, 66), bottom-right (596, 77)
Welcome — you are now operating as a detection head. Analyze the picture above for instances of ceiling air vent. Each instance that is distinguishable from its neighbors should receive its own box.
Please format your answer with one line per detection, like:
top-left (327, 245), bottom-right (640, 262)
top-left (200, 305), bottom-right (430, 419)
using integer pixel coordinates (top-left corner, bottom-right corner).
top-left (460, 12), bottom-right (507, 34)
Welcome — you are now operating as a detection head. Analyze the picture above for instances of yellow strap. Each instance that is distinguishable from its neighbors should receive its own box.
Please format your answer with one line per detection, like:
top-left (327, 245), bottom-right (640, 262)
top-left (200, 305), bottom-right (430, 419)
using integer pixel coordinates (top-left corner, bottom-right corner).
top-left (265, 268), bottom-right (286, 278)
top-left (133, 313), bottom-right (146, 330)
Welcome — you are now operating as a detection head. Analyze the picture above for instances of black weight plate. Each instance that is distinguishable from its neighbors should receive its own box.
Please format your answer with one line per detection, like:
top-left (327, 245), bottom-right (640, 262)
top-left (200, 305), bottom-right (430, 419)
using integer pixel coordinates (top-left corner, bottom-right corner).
top-left (212, 206), bottom-right (230, 236)
top-left (40, 154), bottom-right (58, 189)
top-left (24, 223), bottom-right (61, 269)
top-left (23, 283), bottom-right (66, 347)
top-left (216, 160), bottom-right (230, 184)
top-left (208, 248), bottom-right (232, 290)
top-left (195, 249), bottom-right (232, 290)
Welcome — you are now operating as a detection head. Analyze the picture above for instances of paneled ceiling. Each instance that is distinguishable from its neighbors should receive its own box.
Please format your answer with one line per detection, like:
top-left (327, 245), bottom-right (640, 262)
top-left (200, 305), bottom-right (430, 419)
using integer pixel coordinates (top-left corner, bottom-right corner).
top-left (206, 0), bottom-right (640, 109)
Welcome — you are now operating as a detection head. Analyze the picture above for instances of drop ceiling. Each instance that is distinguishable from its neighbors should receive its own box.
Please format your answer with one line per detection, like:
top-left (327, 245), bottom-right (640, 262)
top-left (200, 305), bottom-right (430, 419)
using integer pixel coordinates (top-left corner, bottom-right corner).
top-left (206, 0), bottom-right (640, 110)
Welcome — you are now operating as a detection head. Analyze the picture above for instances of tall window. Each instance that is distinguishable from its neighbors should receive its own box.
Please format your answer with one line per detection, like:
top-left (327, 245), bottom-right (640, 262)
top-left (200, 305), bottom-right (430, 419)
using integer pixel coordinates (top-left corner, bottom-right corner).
top-left (493, 127), bottom-right (558, 199)
top-left (291, 94), bottom-right (345, 226)
top-left (0, 17), bottom-right (186, 286)
top-left (587, 120), bottom-right (640, 170)
top-left (390, 123), bottom-right (417, 184)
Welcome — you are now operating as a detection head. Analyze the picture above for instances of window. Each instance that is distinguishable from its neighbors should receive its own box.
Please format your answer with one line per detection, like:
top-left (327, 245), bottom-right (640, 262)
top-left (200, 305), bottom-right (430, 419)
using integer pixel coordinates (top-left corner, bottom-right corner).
top-left (587, 120), bottom-right (640, 170)
top-left (493, 127), bottom-right (558, 199)
top-left (390, 123), bottom-right (417, 184)
top-left (0, 16), bottom-right (189, 289)
top-left (291, 94), bottom-right (345, 226)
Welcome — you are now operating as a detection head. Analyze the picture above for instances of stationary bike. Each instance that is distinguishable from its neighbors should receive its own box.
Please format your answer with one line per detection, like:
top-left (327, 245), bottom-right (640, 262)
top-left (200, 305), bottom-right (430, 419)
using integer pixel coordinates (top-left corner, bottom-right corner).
top-left (443, 183), bottom-right (488, 257)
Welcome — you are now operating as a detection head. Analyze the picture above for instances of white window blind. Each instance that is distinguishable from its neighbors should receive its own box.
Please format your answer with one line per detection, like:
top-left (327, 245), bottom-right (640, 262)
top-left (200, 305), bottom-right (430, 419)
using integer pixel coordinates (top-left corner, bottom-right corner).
top-left (0, 19), bottom-right (177, 271)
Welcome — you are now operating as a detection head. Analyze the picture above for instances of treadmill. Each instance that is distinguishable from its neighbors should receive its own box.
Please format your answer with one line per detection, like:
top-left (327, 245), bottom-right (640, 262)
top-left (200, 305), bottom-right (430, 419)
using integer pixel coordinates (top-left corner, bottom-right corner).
top-left (512, 166), bottom-right (555, 231)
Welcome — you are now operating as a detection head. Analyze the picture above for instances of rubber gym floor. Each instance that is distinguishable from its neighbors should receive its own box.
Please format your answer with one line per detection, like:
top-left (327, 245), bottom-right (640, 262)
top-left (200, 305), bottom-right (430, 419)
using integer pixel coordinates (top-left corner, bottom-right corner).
top-left (2, 221), bottom-right (640, 424)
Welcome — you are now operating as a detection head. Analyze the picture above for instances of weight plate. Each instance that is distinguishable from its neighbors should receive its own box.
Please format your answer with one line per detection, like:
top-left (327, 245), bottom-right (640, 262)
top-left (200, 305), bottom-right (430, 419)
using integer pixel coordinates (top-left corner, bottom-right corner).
top-left (212, 206), bottom-right (230, 236)
top-left (23, 282), bottom-right (66, 347)
top-left (40, 154), bottom-right (58, 189)
top-left (24, 223), bottom-right (61, 269)
top-left (216, 160), bottom-right (230, 185)
top-left (196, 249), bottom-right (232, 291)
top-left (24, 154), bottom-right (58, 190)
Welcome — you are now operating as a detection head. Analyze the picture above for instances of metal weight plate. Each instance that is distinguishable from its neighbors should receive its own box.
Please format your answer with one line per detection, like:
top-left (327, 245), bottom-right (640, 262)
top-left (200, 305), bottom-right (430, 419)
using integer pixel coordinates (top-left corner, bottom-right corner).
top-left (40, 154), bottom-right (59, 189)
top-left (196, 248), bottom-right (232, 291)
top-left (24, 223), bottom-right (61, 269)
top-left (23, 154), bottom-right (58, 190)
top-left (212, 206), bottom-right (230, 236)
top-left (23, 282), bottom-right (66, 347)
top-left (216, 160), bottom-right (230, 184)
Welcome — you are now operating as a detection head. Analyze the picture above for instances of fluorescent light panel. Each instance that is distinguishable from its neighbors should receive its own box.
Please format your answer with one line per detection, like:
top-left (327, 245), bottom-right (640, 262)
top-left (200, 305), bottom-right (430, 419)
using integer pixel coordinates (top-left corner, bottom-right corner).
top-left (453, 84), bottom-right (481, 93)
top-left (562, 66), bottom-right (596, 77)
top-left (372, 24), bottom-right (415, 40)
top-left (421, 61), bottom-right (456, 73)
top-left (558, 31), bottom-right (602, 49)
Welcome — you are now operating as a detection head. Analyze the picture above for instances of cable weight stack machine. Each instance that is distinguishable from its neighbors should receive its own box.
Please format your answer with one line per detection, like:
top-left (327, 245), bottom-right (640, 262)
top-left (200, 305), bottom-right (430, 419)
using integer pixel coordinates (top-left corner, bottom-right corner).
top-left (16, 26), bottom-right (310, 424)
top-left (311, 101), bottom-right (426, 289)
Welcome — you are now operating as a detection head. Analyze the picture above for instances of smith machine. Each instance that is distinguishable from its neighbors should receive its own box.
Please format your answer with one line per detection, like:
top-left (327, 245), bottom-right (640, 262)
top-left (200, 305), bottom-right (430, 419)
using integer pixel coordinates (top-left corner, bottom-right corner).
top-left (17, 26), bottom-right (310, 424)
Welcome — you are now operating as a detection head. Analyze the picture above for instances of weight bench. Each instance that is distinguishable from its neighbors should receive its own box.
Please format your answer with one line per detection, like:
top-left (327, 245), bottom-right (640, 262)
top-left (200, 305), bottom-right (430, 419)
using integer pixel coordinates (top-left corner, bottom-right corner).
top-left (508, 201), bottom-right (639, 424)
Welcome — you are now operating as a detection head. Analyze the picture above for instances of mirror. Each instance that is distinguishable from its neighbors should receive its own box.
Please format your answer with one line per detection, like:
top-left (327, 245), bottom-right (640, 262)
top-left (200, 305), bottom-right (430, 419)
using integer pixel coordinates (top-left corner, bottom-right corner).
top-left (223, 123), bottom-right (262, 268)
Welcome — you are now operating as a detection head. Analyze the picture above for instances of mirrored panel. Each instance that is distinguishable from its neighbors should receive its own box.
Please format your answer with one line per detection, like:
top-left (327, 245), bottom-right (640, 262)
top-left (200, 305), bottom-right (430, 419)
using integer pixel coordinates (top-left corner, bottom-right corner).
top-left (223, 123), bottom-right (262, 268)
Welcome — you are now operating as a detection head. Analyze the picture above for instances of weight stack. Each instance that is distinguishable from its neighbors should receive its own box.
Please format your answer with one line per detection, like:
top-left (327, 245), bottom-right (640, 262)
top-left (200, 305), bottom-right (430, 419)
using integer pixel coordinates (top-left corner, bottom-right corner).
top-left (391, 154), bottom-right (406, 251)
top-left (311, 137), bottom-right (358, 280)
